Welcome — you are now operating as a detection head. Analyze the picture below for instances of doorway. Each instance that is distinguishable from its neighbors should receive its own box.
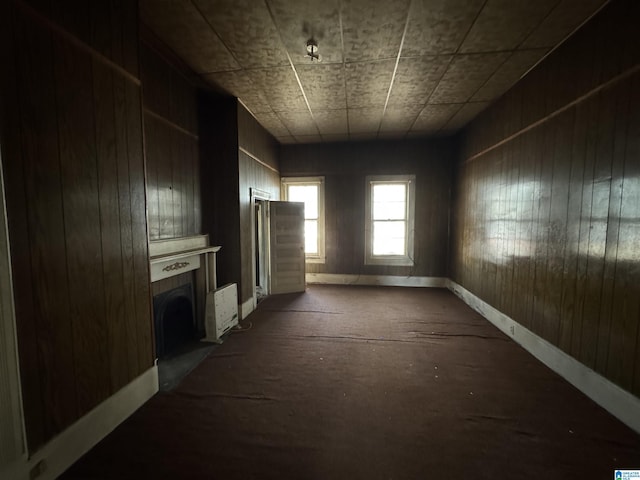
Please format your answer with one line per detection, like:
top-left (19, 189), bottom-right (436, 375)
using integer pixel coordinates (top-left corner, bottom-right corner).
top-left (251, 188), bottom-right (271, 309)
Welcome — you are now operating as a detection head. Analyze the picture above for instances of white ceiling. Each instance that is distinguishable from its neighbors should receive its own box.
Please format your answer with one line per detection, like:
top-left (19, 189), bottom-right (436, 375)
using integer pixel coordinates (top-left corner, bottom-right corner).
top-left (140, 0), bottom-right (607, 144)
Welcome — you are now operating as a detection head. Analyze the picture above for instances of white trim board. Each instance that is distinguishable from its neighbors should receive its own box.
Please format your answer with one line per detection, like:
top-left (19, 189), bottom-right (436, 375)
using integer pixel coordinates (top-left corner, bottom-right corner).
top-left (240, 297), bottom-right (255, 320)
top-left (306, 273), bottom-right (447, 288)
top-left (446, 279), bottom-right (640, 435)
top-left (0, 366), bottom-right (158, 480)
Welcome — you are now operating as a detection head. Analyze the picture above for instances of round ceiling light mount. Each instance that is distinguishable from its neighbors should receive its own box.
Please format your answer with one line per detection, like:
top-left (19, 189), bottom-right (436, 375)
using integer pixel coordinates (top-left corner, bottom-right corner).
top-left (306, 39), bottom-right (320, 62)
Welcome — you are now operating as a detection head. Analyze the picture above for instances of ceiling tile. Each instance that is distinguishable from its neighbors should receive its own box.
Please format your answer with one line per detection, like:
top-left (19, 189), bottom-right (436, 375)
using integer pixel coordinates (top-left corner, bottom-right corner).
top-left (345, 60), bottom-right (395, 108)
top-left (267, 0), bottom-right (343, 65)
top-left (297, 64), bottom-right (346, 111)
top-left (442, 102), bottom-right (489, 131)
top-left (460, 0), bottom-right (557, 53)
top-left (193, 0), bottom-right (290, 69)
top-left (428, 52), bottom-right (510, 103)
top-left (342, 0), bottom-right (411, 62)
top-left (277, 135), bottom-right (297, 144)
top-left (348, 107), bottom-right (383, 133)
top-left (140, 0), bottom-right (239, 73)
top-left (253, 111), bottom-right (291, 137)
top-left (403, 0), bottom-right (485, 56)
top-left (313, 110), bottom-right (348, 135)
top-left (203, 71), bottom-right (272, 113)
top-left (411, 103), bottom-right (462, 132)
top-left (521, 0), bottom-right (606, 48)
top-left (387, 55), bottom-right (452, 107)
top-left (380, 104), bottom-right (423, 132)
top-left (247, 67), bottom-right (308, 112)
top-left (277, 110), bottom-right (319, 136)
top-left (471, 48), bottom-right (548, 102)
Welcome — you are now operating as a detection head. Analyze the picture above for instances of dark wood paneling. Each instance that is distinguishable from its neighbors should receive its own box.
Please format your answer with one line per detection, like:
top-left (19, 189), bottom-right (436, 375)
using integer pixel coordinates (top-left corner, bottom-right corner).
top-left (141, 43), bottom-right (200, 242)
top-left (451, 0), bottom-right (640, 397)
top-left (54, 35), bottom-right (111, 414)
top-left (280, 139), bottom-right (453, 278)
top-left (237, 104), bottom-right (280, 303)
top-left (93, 59), bottom-right (130, 392)
top-left (3, 0), bottom-right (152, 450)
top-left (199, 94), bottom-right (241, 292)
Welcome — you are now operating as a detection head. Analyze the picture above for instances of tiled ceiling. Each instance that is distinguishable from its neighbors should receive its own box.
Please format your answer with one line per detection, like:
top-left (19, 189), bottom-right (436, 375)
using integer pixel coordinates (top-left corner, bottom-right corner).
top-left (140, 0), bottom-right (608, 144)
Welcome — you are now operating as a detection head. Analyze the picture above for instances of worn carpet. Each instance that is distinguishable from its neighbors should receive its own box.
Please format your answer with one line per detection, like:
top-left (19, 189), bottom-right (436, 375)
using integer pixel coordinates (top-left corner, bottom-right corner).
top-left (62, 285), bottom-right (640, 479)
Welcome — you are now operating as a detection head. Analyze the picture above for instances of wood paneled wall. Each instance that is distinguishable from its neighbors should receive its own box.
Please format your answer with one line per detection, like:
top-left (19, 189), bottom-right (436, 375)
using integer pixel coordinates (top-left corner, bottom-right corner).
top-left (280, 139), bottom-right (453, 277)
top-left (1, 0), bottom-right (152, 450)
top-left (142, 43), bottom-right (201, 240)
top-left (199, 95), bottom-right (241, 291)
top-left (451, 0), bottom-right (640, 397)
top-left (200, 98), bottom-right (279, 305)
top-left (237, 105), bottom-right (280, 304)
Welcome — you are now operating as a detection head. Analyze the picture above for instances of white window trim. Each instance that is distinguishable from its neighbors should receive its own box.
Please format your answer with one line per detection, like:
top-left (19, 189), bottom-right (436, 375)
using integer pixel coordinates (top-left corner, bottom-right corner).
top-left (365, 174), bottom-right (415, 266)
top-left (281, 176), bottom-right (325, 264)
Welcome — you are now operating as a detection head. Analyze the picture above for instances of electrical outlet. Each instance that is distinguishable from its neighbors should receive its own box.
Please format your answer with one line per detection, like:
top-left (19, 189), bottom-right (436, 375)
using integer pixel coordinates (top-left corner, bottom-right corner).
top-left (509, 325), bottom-right (515, 336)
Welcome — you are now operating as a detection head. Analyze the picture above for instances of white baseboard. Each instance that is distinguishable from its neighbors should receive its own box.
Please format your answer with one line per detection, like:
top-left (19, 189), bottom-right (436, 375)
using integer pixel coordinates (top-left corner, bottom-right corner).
top-left (446, 279), bottom-right (640, 435)
top-left (306, 273), bottom-right (447, 288)
top-left (240, 297), bottom-right (255, 320)
top-left (0, 366), bottom-right (159, 480)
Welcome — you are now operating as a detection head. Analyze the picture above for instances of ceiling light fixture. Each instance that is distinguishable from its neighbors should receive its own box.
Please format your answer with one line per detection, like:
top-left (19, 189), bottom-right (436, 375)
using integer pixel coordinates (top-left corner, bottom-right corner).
top-left (306, 39), bottom-right (320, 62)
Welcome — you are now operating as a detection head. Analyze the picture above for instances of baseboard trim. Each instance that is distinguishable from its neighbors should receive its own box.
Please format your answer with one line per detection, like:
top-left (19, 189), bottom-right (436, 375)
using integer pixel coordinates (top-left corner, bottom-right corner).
top-left (446, 279), bottom-right (640, 435)
top-left (1, 366), bottom-right (159, 480)
top-left (240, 297), bottom-right (255, 320)
top-left (306, 273), bottom-right (447, 288)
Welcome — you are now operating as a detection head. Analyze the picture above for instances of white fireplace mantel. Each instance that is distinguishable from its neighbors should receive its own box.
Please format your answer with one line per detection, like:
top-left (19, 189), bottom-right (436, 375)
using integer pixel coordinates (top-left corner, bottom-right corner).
top-left (148, 235), bottom-right (220, 291)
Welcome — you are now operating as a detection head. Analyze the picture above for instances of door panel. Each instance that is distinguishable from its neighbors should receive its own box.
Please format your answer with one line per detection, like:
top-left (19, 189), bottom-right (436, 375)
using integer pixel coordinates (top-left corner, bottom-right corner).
top-left (269, 201), bottom-right (305, 294)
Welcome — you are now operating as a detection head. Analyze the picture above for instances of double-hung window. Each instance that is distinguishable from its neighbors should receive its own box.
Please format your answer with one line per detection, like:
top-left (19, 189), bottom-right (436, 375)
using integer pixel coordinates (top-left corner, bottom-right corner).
top-left (281, 176), bottom-right (325, 263)
top-left (365, 175), bottom-right (415, 266)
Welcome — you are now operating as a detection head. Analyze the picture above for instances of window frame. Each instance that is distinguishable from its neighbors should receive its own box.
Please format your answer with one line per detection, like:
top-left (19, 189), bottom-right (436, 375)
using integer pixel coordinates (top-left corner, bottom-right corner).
top-left (281, 176), bottom-right (325, 264)
top-left (364, 174), bottom-right (416, 266)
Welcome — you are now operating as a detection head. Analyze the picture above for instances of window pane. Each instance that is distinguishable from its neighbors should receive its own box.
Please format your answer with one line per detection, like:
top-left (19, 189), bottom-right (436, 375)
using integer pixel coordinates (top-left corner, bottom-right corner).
top-left (288, 185), bottom-right (318, 219)
top-left (373, 220), bottom-right (405, 255)
top-left (304, 220), bottom-right (318, 254)
top-left (373, 184), bottom-right (406, 220)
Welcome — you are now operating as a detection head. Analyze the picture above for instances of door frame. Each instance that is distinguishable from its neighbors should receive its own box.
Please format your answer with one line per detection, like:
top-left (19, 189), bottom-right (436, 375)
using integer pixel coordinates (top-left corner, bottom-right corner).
top-left (250, 188), bottom-right (271, 310)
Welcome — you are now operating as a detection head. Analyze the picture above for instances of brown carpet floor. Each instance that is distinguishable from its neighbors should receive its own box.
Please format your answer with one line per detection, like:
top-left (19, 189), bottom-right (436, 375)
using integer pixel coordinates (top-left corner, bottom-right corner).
top-left (62, 285), bottom-right (640, 479)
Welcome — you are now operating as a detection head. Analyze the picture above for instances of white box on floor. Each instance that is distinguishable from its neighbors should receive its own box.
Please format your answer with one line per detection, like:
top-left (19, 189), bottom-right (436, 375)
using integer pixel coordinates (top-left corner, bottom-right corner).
top-left (204, 283), bottom-right (239, 343)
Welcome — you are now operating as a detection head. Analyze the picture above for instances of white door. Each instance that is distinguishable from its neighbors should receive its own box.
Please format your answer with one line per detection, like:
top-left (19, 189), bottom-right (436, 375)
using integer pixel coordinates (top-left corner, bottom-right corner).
top-left (269, 201), bottom-right (305, 294)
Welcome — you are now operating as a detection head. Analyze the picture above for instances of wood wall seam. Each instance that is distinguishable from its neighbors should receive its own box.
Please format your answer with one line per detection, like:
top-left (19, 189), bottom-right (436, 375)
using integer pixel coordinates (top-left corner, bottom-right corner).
top-left (239, 146), bottom-right (278, 174)
top-left (464, 63), bottom-right (640, 164)
top-left (143, 108), bottom-right (199, 140)
top-left (12, 0), bottom-right (141, 87)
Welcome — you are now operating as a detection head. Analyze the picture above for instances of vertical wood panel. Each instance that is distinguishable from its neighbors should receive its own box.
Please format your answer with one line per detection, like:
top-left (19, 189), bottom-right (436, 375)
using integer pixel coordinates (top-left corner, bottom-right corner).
top-left (54, 37), bottom-right (111, 413)
top-left (126, 82), bottom-right (153, 374)
top-left (451, 0), bottom-right (640, 397)
top-left (113, 74), bottom-right (140, 378)
top-left (5, 0), bottom-right (151, 450)
top-left (93, 59), bottom-right (130, 392)
top-left (16, 15), bottom-right (79, 441)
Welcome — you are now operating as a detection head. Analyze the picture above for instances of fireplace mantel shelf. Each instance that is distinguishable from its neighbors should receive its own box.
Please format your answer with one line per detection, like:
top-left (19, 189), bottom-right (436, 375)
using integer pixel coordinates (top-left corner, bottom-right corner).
top-left (150, 245), bottom-right (221, 264)
top-left (148, 235), bottom-right (220, 286)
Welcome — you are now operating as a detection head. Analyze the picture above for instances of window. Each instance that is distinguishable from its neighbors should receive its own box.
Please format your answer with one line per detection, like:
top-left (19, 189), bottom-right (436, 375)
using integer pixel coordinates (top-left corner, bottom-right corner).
top-left (365, 175), bottom-right (415, 266)
top-left (281, 176), bottom-right (325, 263)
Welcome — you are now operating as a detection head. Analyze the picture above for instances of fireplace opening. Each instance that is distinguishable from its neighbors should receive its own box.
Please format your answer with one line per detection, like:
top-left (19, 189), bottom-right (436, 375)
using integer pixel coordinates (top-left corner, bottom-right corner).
top-left (153, 284), bottom-right (196, 358)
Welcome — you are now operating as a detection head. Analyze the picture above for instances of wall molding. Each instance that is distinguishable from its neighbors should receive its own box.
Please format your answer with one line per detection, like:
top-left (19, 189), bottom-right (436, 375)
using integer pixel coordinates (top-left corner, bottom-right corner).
top-left (13, 0), bottom-right (141, 86)
top-left (0, 366), bottom-right (159, 480)
top-left (465, 63), bottom-right (640, 164)
top-left (446, 279), bottom-right (640, 435)
top-left (306, 273), bottom-right (447, 288)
